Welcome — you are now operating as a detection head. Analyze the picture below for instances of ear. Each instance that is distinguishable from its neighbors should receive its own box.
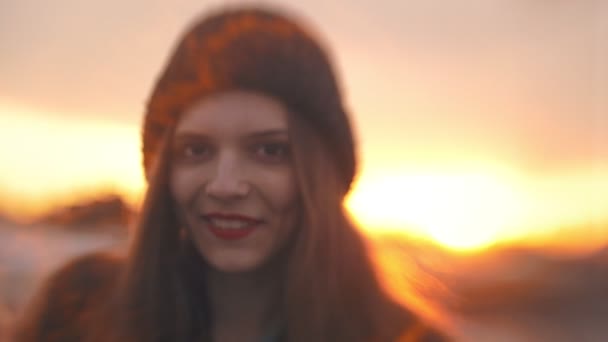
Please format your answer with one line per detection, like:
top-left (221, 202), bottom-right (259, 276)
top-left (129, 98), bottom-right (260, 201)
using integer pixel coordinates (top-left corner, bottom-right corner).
top-left (179, 225), bottom-right (190, 241)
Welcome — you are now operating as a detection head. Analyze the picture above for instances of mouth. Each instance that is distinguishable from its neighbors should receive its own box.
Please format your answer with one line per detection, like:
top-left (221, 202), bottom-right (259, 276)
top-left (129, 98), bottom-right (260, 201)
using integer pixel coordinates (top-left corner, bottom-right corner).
top-left (201, 213), bottom-right (263, 241)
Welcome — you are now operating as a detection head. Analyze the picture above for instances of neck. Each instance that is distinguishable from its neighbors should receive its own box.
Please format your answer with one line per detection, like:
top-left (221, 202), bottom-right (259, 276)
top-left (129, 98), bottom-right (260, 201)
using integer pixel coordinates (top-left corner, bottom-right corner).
top-left (205, 264), bottom-right (283, 342)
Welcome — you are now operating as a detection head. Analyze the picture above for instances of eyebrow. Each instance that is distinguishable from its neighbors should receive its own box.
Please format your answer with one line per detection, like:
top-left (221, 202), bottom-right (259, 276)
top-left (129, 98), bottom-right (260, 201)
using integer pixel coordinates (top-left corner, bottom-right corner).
top-left (173, 129), bottom-right (289, 141)
top-left (246, 129), bottom-right (289, 139)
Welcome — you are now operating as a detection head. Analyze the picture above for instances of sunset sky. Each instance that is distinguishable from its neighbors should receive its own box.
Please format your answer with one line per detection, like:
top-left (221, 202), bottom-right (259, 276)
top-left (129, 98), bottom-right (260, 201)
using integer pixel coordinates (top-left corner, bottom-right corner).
top-left (1, 0), bottom-right (607, 250)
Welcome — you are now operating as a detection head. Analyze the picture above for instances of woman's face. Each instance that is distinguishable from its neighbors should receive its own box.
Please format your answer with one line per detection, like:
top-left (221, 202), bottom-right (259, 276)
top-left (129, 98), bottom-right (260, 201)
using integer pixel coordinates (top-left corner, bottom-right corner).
top-left (170, 91), bottom-right (299, 273)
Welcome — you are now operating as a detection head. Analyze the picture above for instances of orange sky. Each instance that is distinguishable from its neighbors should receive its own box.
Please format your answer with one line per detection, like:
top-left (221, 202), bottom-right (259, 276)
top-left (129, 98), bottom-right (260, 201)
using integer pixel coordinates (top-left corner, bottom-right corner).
top-left (1, 1), bottom-right (607, 251)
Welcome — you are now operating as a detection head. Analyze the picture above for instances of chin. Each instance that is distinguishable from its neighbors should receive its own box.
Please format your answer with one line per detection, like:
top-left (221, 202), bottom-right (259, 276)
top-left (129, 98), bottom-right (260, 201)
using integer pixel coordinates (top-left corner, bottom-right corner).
top-left (210, 261), bottom-right (260, 273)
top-left (203, 251), bottom-right (270, 274)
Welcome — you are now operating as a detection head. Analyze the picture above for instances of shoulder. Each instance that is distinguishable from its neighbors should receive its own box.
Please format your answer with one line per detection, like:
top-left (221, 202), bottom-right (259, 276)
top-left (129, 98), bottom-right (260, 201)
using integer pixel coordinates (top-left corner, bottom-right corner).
top-left (44, 251), bottom-right (123, 293)
top-left (396, 320), bottom-right (451, 342)
top-left (376, 300), bottom-right (452, 342)
top-left (13, 251), bottom-right (124, 342)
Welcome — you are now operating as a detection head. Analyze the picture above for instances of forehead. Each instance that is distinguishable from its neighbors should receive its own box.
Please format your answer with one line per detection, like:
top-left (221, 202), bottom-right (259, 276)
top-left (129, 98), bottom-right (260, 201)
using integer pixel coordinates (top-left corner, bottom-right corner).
top-left (175, 91), bottom-right (289, 134)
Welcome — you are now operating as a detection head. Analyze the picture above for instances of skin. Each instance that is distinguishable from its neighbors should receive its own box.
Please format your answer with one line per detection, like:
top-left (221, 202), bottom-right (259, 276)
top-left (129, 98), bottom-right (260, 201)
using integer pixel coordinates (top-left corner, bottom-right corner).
top-left (170, 90), bottom-right (299, 341)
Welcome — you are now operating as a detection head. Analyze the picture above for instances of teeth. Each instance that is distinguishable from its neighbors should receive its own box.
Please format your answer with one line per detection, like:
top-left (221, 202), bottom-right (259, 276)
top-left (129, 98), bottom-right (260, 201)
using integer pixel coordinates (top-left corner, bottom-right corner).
top-left (208, 218), bottom-right (252, 230)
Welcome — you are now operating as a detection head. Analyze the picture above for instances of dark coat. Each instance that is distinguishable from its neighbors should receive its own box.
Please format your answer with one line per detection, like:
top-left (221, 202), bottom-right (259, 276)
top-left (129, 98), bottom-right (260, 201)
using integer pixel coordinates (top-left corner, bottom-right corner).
top-left (11, 252), bottom-right (449, 342)
top-left (12, 252), bottom-right (121, 342)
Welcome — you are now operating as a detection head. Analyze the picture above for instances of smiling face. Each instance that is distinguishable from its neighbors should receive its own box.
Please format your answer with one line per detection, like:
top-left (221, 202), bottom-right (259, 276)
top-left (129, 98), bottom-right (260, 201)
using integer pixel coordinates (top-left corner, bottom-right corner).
top-left (170, 91), bottom-right (299, 273)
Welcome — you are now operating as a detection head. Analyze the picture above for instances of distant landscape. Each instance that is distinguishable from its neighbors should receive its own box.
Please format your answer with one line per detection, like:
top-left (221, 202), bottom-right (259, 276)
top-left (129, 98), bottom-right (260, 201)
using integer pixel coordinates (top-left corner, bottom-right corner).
top-left (1, 196), bottom-right (608, 341)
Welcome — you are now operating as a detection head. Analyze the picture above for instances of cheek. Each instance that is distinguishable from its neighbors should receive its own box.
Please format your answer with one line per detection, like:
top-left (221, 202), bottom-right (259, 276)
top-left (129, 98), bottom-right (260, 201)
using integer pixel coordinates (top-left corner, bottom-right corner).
top-left (261, 169), bottom-right (299, 212)
top-left (169, 167), bottom-right (202, 206)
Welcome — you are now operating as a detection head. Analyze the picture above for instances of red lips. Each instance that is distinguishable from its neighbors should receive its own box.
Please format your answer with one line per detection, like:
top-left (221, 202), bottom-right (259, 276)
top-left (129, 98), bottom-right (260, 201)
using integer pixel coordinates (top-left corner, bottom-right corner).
top-left (203, 212), bottom-right (262, 241)
top-left (204, 212), bottom-right (262, 223)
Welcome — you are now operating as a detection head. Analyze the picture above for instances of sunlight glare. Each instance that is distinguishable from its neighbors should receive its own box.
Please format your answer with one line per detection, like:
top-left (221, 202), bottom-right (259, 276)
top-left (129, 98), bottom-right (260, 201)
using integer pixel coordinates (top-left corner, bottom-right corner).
top-left (346, 169), bottom-right (523, 251)
top-left (0, 101), bottom-right (145, 217)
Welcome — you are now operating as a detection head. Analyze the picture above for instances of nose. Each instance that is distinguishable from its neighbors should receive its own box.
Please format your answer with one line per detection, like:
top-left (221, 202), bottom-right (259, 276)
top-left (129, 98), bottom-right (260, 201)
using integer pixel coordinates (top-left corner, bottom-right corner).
top-left (205, 152), bottom-right (250, 201)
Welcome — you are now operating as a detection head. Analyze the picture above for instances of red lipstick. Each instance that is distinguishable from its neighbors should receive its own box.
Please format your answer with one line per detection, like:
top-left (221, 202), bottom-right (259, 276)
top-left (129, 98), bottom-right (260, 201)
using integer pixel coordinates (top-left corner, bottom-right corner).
top-left (203, 213), bottom-right (262, 241)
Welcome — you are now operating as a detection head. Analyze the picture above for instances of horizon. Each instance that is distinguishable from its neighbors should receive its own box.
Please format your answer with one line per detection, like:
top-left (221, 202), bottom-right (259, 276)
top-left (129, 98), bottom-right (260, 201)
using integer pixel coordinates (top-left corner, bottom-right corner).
top-left (2, 188), bottom-right (608, 255)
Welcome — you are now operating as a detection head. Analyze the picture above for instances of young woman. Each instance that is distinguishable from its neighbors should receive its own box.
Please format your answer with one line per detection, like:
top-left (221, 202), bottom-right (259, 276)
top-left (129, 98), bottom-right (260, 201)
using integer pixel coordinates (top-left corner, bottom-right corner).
top-left (13, 6), bottom-right (449, 342)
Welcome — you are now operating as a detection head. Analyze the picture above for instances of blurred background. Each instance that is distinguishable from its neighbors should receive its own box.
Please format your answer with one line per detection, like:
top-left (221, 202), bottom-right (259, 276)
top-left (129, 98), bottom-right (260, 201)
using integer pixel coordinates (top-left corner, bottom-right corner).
top-left (1, 1), bottom-right (607, 341)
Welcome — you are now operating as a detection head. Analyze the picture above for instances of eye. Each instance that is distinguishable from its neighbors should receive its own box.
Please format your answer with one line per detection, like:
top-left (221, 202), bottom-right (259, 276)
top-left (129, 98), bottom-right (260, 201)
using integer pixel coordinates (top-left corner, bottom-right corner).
top-left (253, 142), bottom-right (291, 163)
top-left (184, 144), bottom-right (209, 157)
top-left (174, 142), bottom-right (212, 162)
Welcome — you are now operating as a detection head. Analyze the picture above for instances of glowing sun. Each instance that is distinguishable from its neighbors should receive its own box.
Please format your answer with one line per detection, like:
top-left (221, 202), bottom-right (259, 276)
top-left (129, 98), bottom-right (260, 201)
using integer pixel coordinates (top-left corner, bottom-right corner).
top-left (345, 169), bottom-right (524, 251)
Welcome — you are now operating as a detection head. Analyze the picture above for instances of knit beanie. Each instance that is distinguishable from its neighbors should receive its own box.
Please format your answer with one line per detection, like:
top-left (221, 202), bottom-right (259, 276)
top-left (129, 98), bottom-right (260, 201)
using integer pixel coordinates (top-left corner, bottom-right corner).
top-left (142, 7), bottom-right (356, 192)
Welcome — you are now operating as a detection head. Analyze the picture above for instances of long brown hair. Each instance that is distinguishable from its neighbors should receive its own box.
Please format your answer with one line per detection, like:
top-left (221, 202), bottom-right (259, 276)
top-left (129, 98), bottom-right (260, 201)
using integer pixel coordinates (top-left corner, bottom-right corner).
top-left (89, 6), bottom-right (441, 342)
top-left (283, 112), bottom-right (421, 341)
